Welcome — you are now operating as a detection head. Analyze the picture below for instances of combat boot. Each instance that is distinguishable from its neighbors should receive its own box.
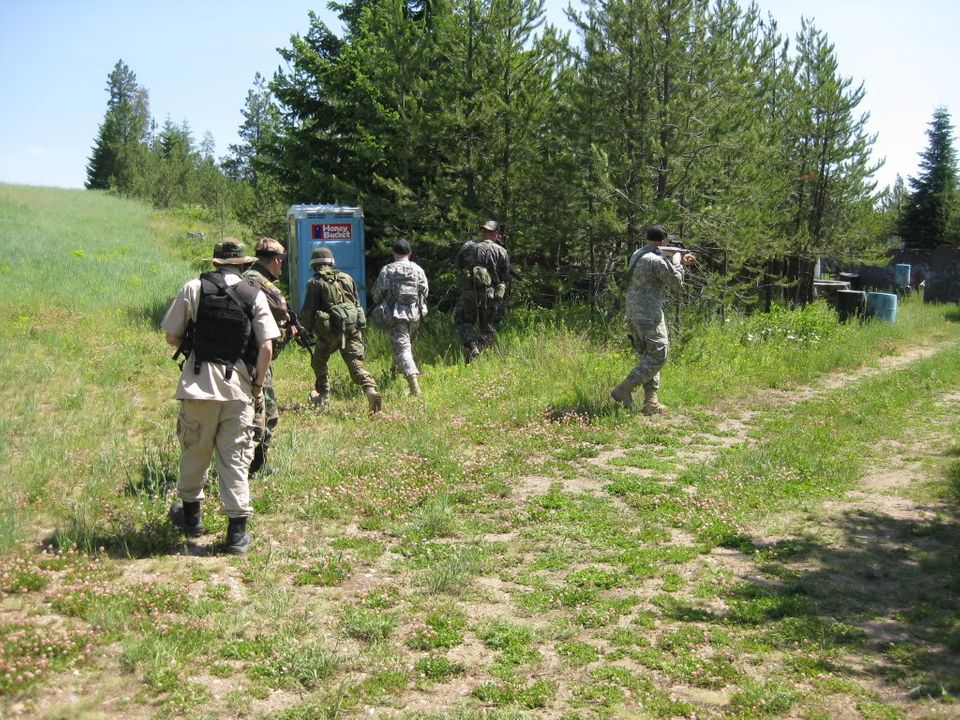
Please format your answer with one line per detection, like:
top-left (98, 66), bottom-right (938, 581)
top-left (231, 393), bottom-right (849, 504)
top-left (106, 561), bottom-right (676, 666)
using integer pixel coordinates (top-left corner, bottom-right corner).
top-left (610, 380), bottom-right (634, 410)
top-left (310, 389), bottom-right (331, 406)
top-left (407, 374), bottom-right (422, 397)
top-left (168, 500), bottom-right (205, 537)
top-left (364, 386), bottom-right (383, 413)
top-left (641, 390), bottom-right (666, 416)
top-left (223, 516), bottom-right (253, 555)
top-left (465, 343), bottom-right (480, 364)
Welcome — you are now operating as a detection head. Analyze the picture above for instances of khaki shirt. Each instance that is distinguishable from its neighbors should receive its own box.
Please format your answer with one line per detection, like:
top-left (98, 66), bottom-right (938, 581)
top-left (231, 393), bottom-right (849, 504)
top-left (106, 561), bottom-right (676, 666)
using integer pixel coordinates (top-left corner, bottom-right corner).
top-left (162, 269), bottom-right (281, 402)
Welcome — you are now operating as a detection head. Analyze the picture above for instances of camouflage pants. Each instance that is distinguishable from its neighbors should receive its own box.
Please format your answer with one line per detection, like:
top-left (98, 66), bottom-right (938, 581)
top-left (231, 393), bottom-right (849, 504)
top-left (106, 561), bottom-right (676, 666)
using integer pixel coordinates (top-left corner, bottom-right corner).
top-left (623, 318), bottom-right (669, 394)
top-left (311, 330), bottom-right (378, 393)
top-left (387, 319), bottom-right (420, 377)
top-left (252, 366), bottom-right (279, 450)
top-left (454, 289), bottom-right (500, 349)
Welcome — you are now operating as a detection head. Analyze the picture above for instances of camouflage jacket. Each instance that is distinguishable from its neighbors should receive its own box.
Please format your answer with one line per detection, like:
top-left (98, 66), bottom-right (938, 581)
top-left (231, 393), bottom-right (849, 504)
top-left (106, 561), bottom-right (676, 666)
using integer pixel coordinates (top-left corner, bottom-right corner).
top-left (455, 238), bottom-right (510, 289)
top-left (624, 246), bottom-right (684, 324)
top-left (371, 259), bottom-right (429, 322)
top-left (243, 263), bottom-right (290, 328)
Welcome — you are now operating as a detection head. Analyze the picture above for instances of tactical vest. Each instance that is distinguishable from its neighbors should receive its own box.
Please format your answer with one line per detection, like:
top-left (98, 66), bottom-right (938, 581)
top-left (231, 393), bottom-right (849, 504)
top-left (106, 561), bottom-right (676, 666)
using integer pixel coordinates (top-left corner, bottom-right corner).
top-left (192, 271), bottom-right (261, 379)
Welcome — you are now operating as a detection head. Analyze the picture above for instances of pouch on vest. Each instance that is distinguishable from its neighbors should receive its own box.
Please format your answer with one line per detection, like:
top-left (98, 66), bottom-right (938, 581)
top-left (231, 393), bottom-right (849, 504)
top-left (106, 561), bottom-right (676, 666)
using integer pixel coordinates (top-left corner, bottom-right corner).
top-left (192, 271), bottom-right (259, 379)
top-left (471, 266), bottom-right (492, 290)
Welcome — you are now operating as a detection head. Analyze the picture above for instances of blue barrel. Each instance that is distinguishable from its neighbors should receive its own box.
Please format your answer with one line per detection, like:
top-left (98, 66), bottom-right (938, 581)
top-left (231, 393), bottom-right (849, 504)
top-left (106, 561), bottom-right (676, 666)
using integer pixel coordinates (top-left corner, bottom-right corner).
top-left (894, 263), bottom-right (911, 288)
top-left (866, 292), bottom-right (898, 322)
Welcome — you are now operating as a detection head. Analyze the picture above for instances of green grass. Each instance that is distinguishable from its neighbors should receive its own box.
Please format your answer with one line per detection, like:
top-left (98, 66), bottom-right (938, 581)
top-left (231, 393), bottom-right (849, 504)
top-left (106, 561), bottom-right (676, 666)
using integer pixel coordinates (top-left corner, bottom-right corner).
top-left (3, 185), bottom-right (960, 718)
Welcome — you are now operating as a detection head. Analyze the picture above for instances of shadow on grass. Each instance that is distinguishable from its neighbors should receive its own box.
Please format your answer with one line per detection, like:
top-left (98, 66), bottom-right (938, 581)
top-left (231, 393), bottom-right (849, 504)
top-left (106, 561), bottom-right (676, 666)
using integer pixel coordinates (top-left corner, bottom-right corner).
top-left (942, 306), bottom-right (960, 324)
top-left (544, 397), bottom-right (623, 423)
top-left (128, 296), bottom-right (172, 330)
top-left (684, 483), bottom-right (960, 702)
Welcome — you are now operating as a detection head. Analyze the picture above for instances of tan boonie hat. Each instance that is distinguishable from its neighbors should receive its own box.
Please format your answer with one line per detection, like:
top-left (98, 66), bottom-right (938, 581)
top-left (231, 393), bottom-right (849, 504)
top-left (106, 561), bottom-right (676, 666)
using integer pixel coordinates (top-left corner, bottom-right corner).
top-left (310, 246), bottom-right (335, 267)
top-left (481, 220), bottom-right (498, 232)
top-left (208, 238), bottom-right (256, 265)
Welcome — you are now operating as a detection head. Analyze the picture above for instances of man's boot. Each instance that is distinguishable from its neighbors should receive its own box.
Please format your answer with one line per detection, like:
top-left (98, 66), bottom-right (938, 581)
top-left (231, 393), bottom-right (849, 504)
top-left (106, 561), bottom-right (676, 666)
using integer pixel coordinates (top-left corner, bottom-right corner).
top-left (223, 516), bottom-right (253, 555)
top-left (641, 390), bottom-right (666, 416)
top-left (610, 380), bottom-right (634, 410)
top-left (407, 374), bottom-right (422, 397)
top-left (364, 386), bottom-right (383, 413)
top-left (169, 500), bottom-right (205, 537)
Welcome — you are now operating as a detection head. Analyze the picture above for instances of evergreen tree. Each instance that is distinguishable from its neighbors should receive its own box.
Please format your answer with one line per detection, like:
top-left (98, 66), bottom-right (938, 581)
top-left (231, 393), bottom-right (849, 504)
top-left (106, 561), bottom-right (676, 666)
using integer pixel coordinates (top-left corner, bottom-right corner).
top-left (900, 106), bottom-right (958, 248)
top-left (85, 60), bottom-right (151, 193)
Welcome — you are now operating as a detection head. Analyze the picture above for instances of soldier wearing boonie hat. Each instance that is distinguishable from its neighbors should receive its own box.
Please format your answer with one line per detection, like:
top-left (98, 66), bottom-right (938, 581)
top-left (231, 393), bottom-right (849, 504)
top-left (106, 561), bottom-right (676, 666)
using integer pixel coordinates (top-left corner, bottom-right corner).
top-left (162, 238), bottom-right (280, 554)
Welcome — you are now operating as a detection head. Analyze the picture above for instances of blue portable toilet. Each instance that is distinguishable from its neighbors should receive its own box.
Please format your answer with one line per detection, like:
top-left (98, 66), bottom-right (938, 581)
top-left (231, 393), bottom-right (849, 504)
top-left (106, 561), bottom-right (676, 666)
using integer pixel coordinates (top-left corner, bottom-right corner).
top-left (286, 204), bottom-right (367, 313)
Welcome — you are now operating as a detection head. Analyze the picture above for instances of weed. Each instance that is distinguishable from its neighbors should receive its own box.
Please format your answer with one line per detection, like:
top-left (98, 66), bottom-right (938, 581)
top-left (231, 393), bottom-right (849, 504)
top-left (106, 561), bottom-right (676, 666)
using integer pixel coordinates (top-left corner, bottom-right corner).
top-left (294, 553), bottom-right (353, 586)
top-left (340, 606), bottom-right (396, 642)
top-left (415, 655), bottom-right (466, 681)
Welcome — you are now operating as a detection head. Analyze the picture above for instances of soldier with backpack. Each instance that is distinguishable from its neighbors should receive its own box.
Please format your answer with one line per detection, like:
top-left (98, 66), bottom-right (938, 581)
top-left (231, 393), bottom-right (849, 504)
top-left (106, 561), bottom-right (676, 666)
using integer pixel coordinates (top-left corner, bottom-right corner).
top-left (162, 239), bottom-right (281, 554)
top-left (370, 238), bottom-right (429, 396)
top-left (300, 246), bottom-right (383, 413)
top-left (454, 219), bottom-right (511, 362)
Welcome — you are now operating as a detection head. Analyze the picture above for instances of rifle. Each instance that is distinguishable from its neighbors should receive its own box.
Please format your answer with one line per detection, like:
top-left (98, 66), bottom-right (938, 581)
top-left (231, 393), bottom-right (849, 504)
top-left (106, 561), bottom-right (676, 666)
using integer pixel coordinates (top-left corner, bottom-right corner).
top-left (286, 310), bottom-right (315, 352)
top-left (171, 321), bottom-right (194, 369)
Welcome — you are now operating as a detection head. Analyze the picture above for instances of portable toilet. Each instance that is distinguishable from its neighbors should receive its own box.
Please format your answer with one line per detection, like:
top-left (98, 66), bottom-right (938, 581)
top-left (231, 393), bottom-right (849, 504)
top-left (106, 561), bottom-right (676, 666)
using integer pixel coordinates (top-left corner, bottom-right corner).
top-left (286, 205), bottom-right (367, 313)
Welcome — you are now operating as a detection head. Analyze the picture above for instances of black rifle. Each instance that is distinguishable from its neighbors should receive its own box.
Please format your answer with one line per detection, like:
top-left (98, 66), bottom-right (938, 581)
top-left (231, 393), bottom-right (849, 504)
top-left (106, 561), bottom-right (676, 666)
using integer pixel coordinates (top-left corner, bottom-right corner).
top-left (286, 310), bottom-right (315, 352)
top-left (171, 321), bottom-right (194, 369)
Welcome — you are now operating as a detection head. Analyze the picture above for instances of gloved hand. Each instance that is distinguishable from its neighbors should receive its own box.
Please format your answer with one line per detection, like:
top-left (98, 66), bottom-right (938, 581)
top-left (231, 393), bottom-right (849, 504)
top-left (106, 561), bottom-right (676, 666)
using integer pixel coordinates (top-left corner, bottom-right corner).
top-left (485, 287), bottom-right (495, 301)
top-left (495, 283), bottom-right (507, 300)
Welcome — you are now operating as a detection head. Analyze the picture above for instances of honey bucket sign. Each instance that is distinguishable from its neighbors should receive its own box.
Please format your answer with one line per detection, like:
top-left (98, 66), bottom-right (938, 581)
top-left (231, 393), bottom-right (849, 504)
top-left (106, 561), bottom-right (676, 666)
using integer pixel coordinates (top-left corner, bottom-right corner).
top-left (311, 223), bottom-right (353, 241)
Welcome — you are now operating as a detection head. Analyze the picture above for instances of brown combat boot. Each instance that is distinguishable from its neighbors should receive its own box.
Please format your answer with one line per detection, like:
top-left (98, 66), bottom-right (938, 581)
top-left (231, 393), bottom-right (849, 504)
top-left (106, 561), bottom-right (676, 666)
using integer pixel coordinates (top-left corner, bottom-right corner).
top-left (364, 386), bottom-right (383, 413)
top-left (407, 374), bottom-right (422, 396)
top-left (610, 380), bottom-right (634, 409)
top-left (641, 390), bottom-right (666, 416)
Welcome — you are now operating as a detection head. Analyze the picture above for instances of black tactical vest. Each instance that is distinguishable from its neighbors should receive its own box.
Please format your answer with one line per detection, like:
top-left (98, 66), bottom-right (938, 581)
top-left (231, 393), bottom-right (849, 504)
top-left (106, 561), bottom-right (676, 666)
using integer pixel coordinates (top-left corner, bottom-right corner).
top-left (192, 271), bottom-right (261, 379)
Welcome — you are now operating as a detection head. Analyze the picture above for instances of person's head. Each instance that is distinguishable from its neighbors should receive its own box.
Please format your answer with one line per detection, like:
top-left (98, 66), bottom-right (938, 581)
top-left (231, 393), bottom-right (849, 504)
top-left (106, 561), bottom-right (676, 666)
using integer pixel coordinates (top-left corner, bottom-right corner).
top-left (255, 237), bottom-right (287, 274)
top-left (209, 238), bottom-right (256, 269)
top-left (481, 219), bottom-right (499, 242)
top-left (391, 238), bottom-right (412, 259)
top-left (645, 224), bottom-right (672, 246)
top-left (310, 246), bottom-right (335, 269)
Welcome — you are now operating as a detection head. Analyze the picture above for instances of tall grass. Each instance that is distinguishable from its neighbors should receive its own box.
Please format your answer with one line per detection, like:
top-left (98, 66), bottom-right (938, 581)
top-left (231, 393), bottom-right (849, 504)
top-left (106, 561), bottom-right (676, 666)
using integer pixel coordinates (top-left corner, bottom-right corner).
top-left (2, 183), bottom-right (958, 555)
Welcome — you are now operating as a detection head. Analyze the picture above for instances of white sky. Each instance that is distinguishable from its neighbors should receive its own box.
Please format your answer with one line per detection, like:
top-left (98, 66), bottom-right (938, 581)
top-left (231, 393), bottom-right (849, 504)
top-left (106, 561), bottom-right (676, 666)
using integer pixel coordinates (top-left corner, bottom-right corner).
top-left (0, 0), bottom-right (956, 192)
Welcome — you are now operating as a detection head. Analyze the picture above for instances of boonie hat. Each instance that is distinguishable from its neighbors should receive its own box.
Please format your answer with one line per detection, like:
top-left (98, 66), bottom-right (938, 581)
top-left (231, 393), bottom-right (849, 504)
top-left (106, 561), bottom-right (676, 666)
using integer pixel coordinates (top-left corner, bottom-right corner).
top-left (646, 225), bottom-right (673, 243)
top-left (310, 246), bottom-right (335, 266)
top-left (481, 220), bottom-right (498, 233)
top-left (208, 238), bottom-right (256, 265)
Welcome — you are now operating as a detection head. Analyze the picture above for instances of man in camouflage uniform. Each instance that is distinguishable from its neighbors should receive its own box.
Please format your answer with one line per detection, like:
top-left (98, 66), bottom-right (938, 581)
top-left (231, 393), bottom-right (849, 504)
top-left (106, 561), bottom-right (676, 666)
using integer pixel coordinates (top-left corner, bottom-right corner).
top-left (371, 238), bottom-right (429, 396)
top-left (611, 225), bottom-right (694, 415)
top-left (300, 246), bottom-right (383, 413)
top-left (454, 219), bottom-right (510, 362)
top-left (243, 237), bottom-right (296, 476)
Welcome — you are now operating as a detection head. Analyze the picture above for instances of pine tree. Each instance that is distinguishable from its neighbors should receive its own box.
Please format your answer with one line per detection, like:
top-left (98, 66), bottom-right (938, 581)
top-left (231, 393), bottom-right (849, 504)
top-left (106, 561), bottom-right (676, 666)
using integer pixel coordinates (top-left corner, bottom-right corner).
top-left (900, 106), bottom-right (958, 248)
top-left (85, 60), bottom-right (150, 193)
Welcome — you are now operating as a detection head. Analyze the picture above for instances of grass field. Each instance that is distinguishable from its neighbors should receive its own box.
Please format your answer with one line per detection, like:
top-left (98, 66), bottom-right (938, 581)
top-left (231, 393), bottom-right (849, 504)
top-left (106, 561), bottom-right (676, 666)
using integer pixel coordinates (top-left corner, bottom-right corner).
top-left (1, 183), bottom-right (959, 719)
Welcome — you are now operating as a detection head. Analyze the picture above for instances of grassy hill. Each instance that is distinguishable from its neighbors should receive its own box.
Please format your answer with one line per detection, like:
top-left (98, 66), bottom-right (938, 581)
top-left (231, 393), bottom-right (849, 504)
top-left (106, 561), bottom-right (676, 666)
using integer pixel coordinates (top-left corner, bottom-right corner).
top-left (1, 184), bottom-right (959, 719)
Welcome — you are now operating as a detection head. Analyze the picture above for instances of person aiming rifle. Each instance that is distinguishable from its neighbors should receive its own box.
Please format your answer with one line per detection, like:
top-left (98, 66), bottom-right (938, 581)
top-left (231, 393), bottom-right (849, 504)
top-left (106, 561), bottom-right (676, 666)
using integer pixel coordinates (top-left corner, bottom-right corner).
top-left (611, 224), bottom-right (695, 415)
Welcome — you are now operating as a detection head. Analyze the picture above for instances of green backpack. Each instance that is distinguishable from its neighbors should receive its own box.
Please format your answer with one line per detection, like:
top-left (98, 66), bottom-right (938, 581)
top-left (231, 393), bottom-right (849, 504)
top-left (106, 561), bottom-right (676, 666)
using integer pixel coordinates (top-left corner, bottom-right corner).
top-left (325, 271), bottom-right (366, 335)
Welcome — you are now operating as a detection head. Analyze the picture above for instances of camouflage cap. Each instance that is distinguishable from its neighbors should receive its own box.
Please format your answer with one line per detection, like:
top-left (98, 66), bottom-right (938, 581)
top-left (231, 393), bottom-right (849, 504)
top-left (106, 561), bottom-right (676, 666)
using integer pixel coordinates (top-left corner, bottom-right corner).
top-left (208, 238), bottom-right (256, 265)
top-left (310, 246), bottom-right (335, 267)
top-left (481, 220), bottom-right (498, 233)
